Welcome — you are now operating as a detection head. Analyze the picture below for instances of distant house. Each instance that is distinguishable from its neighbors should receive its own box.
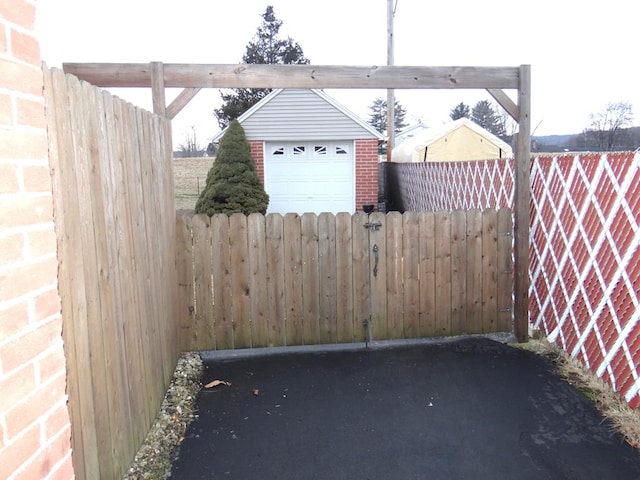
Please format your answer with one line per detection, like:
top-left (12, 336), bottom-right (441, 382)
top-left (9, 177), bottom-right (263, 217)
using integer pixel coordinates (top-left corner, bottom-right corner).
top-left (391, 118), bottom-right (512, 163)
top-left (394, 120), bottom-right (427, 146)
top-left (211, 89), bottom-right (384, 215)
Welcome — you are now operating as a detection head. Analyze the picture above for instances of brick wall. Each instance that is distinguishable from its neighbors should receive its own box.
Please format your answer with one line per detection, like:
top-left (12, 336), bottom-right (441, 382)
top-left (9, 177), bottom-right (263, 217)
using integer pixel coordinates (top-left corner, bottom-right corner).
top-left (355, 139), bottom-right (379, 211)
top-left (0, 2), bottom-right (74, 479)
top-left (249, 140), bottom-right (265, 183)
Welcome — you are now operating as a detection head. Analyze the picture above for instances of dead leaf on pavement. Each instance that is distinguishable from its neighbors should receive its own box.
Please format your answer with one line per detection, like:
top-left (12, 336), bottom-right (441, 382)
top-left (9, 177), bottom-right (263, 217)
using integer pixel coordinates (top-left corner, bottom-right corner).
top-left (252, 389), bottom-right (260, 396)
top-left (204, 379), bottom-right (232, 388)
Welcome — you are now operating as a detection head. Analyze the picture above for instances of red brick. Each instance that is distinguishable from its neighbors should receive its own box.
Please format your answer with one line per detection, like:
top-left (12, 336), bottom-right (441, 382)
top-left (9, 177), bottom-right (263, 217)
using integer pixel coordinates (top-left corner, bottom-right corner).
top-left (0, 318), bottom-right (62, 374)
top-left (0, 128), bottom-right (47, 161)
top-left (0, 1), bottom-right (36, 31)
top-left (0, 231), bottom-right (24, 264)
top-left (16, 96), bottom-right (45, 129)
top-left (0, 363), bottom-right (36, 413)
top-left (11, 426), bottom-right (71, 480)
top-left (22, 165), bottom-right (52, 193)
top-left (36, 343), bottom-right (66, 386)
top-left (0, 24), bottom-right (7, 54)
top-left (0, 255), bottom-right (57, 303)
top-left (9, 28), bottom-right (40, 65)
top-left (0, 195), bottom-right (53, 229)
top-left (26, 226), bottom-right (56, 259)
top-left (42, 402), bottom-right (70, 441)
top-left (0, 59), bottom-right (42, 96)
top-left (0, 92), bottom-right (12, 125)
top-left (0, 301), bottom-right (29, 339)
top-left (32, 288), bottom-right (61, 323)
top-left (4, 388), bottom-right (53, 440)
top-left (0, 162), bottom-right (20, 193)
top-left (0, 424), bottom-right (40, 480)
top-left (45, 452), bottom-right (74, 480)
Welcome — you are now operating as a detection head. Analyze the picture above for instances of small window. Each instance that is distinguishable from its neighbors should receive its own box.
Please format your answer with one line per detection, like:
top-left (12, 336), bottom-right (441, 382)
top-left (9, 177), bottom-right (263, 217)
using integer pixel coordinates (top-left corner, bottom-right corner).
top-left (335, 146), bottom-right (348, 155)
top-left (272, 147), bottom-right (285, 156)
top-left (314, 145), bottom-right (327, 155)
top-left (293, 145), bottom-right (306, 155)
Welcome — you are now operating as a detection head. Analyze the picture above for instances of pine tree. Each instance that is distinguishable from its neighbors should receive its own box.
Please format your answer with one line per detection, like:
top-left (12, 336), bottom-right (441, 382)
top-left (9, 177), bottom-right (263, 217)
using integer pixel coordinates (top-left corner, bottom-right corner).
top-left (367, 97), bottom-right (408, 133)
top-left (214, 6), bottom-right (309, 129)
top-left (195, 120), bottom-right (269, 215)
top-left (471, 100), bottom-right (506, 137)
top-left (450, 102), bottom-right (470, 121)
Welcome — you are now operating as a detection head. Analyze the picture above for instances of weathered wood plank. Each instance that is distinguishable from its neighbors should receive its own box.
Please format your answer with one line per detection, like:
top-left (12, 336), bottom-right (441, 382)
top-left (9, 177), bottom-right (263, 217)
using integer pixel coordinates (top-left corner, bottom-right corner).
top-left (497, 208), bottom-right (514, 332)
top-left (230, 213), bottom-right (251, 348)
top-left (402, 211), bottom-right (420, 338)
top-left (166, 87), bottom-right (201, 119)
top-left (301, 213), bottom-right (320, 344)
top-left (466, 209), bottom-right (484, 334)
top-left (266, 214), bottom-right (286, 346)
top-left (418, 212), bottom-right (436, 337)
top-left (63, 63), bottom-right (520, 89)
top-left (335, 213), bottom-right (354, 343)
top-left (318, 213), bottom-right (337, 343)
top-left (434, 211), bottom-right (452, 336)
top-left (283, 213), bottom-right (303, 345)
top-left (450, 210), bottom-right (467, 335)
top-left (369, 212), bottom-right (387, 340)
top-left (211, 214), bottom-right (232, 350)
top-left (482, 209), bottom-right (498, 333)
top-left (192, 214), bottom-right (214, 349)
top-left (386, 212), bottom-right (404, 339)
top-left (176, 215), bottom-right (195, 351)
top-left (248, 213), bottom-right (269, 347)
top-left (351, 213), bottom-right (370, 343)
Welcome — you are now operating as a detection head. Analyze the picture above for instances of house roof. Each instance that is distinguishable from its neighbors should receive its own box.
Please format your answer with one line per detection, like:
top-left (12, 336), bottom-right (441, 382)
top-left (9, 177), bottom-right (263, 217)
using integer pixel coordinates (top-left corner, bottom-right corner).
top-left (211, 89), bottom-right (385, 143)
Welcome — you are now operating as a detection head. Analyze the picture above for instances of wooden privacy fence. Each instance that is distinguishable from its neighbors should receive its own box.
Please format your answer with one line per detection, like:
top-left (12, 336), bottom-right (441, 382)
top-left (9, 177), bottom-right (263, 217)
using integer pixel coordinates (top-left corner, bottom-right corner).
top-left (177, 209), bottom-right (513, 351)
top-left (43, 66), bottom-right (179, 480)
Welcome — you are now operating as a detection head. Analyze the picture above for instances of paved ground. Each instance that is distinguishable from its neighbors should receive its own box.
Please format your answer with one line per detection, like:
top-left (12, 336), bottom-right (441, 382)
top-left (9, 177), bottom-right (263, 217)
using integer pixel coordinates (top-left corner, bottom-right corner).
top-left (169, 337), bottom-right (640, 479)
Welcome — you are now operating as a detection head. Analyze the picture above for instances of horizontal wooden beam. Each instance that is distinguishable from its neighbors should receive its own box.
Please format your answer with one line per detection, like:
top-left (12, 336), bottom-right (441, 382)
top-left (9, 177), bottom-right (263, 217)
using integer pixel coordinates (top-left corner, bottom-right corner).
top-left (63, 63), bottom-right (521, 90)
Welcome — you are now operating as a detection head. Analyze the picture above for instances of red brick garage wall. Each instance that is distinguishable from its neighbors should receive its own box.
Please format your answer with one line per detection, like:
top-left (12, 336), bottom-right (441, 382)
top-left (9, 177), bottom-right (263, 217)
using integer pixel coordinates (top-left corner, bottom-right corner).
top-left (250, 139), bottom-right (379, 213)
top-left (0, 2), bottom-right (74, 479)
top-left (355, 139), bottom-right (379, 211)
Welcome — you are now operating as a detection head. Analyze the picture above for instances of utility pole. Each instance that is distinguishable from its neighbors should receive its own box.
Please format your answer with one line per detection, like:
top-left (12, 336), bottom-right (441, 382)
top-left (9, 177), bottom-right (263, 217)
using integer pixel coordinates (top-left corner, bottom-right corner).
top-left (386, 0), bottom-right (395, 162)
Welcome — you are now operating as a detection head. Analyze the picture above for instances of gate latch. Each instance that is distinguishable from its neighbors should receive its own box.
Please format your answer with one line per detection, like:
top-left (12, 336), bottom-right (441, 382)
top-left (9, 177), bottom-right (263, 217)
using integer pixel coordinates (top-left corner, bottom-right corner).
top-left (372, 244), bottom-right (379, 277)
top-left (364, 221), bottom-right (382, 231)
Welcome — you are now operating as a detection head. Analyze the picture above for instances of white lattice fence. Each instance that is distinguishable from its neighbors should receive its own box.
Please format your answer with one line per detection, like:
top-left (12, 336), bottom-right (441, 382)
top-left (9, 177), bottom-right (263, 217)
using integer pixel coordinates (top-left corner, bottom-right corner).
top-left (530, 152), bottom-right (640, 408)
top-left (386, 152), bottom-right (640, 408)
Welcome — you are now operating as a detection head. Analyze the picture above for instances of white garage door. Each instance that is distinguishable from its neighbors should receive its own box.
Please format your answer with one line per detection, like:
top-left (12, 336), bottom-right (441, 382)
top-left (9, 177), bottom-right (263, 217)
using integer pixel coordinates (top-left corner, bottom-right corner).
top-left (265, 141), bottom-right (355, 215)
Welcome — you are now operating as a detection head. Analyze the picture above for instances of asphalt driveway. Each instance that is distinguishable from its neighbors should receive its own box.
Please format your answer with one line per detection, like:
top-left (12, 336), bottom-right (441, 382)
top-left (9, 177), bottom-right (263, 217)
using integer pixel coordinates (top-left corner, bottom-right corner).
top-left (169, 337), bottom-right (640, 479)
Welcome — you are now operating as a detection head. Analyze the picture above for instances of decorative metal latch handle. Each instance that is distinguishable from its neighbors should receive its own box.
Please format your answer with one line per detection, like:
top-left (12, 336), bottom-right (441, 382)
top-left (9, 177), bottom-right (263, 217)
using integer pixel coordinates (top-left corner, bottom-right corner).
top-left (372, 244), bottom-right (379, 277)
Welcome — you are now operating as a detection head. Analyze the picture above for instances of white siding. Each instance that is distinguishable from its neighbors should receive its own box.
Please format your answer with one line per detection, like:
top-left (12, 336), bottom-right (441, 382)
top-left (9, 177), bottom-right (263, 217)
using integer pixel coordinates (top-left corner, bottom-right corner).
top-left (241, 89), bottom-right (376, 141)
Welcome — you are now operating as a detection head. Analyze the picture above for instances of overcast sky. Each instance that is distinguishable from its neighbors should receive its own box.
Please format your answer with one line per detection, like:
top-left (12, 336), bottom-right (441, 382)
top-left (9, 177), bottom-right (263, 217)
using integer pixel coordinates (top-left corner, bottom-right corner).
top-left (36, 0), bottom-right (639, 147)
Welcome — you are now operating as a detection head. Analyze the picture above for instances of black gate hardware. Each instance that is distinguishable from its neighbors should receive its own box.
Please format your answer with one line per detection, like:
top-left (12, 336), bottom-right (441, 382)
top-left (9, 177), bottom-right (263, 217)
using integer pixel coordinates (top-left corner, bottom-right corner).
top-left (363, 221), bottom-right (382, 231)
top-left (372, 244), bottom-right (379, 277)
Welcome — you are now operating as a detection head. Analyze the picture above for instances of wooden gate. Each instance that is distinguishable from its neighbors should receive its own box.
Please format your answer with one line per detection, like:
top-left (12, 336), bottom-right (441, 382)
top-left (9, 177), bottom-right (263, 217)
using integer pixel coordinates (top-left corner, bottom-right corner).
top-left (176, 209), bottom-right (513, 351)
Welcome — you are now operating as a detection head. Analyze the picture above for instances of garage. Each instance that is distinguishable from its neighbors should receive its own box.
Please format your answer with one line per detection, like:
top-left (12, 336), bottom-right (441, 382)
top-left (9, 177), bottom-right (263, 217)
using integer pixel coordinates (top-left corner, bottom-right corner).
top-left (265, 141), bottom-right (354, 215)
top-left (210, 89), bottom-right (384, 215)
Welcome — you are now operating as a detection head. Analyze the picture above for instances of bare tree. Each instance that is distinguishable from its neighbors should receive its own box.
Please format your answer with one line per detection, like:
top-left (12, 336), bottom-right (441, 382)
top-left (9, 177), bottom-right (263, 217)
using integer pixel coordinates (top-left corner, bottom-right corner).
top-left (582, 102), bottom-right (634, 151)
top-left (178, 126), bottom-right (203, 157)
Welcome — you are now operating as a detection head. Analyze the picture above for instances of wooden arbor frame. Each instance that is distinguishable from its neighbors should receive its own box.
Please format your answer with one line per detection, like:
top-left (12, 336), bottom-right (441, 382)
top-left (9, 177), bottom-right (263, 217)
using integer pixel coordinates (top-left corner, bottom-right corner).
top-left (63, 62), bottom-right (531, 342)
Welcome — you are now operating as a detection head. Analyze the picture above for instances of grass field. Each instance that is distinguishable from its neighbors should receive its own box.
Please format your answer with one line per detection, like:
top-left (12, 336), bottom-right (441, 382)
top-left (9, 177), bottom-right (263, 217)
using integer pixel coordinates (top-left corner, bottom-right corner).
top-left (173, 157), bottom-right (215, 211)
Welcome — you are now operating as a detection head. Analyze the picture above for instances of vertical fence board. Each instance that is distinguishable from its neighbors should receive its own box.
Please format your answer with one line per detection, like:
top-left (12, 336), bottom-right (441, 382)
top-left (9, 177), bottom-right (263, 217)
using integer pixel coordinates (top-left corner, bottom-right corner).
top-left (49, 69), bottom-right (99, 479)
top-left (283, 214), bottom-right (304, 345)
top-left (450, 210), bottom-right (467, 335)
top-left (418, 212), bottom-right (436, 337)
top-left (335, 213), bottom-right (354, 343)
top-left (176, 215), bottom-right (195, 351)
top-left (212, 214), bottom-right (233, 350)
top-left (497, 208), bottom-right (514, 332)
top-left (386, 212), bottom-right (404, 339)
top-left (301, 214), bottom-right (320, 344)
top-left (466, 209), bottom-right (484, 334)
top-left (482, 209), bottom-right (498, 332)
top-left (402, 212), bottom-right (420, 338)
top-left (318, 213), bottom-right (337, 343)
top-left (434, 211), bottom-right (452, 336)
top-left (369, 212), bottom-right (387, 340)
top-left (192, 214), bottom-right (214, 349)
top-left (266, 214), bottom-right (286, 346)
top-left (249, 214), bottom-right (269, 347)
top-left (230, 214), bottom-right (251, 348)
top-left (352, 213), bottom-right (370, 342)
